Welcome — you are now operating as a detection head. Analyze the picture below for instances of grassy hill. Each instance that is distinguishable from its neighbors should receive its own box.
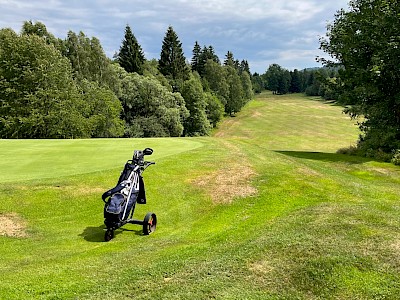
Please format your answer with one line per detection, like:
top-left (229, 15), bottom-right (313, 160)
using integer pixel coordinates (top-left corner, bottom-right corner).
top-left (1, 92), bottom-right (400, 299)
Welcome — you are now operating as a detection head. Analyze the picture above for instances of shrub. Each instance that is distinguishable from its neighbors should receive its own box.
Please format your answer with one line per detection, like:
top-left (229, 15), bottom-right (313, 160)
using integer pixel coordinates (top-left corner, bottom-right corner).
top-left (336, 145), bottom-right (359, 155)
top-left (391, 150), bottom-right (400, 166)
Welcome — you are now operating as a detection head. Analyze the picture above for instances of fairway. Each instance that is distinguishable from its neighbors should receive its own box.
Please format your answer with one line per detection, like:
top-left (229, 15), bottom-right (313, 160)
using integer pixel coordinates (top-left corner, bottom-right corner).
top-left (1, 93), bottom-right (400, 299)
top-left (0, 138), bottom-right (205, 182)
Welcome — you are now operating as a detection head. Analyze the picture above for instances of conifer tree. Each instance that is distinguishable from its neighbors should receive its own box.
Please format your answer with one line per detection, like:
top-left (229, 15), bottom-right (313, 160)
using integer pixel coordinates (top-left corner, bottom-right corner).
top-left (239, 60), bottom-right (251, 74)
top-left (158, 26), bottom-right (189, 84)
top-left (207, 46), bottom-right (220, 63)
top-left (224, 51), bottom-right (235, 67)
top-left (191, 41), bottom-right (202, 73)
top-left (117, 24), bottom-right (145, 74)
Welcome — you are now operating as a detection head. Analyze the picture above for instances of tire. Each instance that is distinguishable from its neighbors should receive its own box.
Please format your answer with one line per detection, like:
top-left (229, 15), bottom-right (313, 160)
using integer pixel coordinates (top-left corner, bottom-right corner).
top-left (143, 212), bottom-right (157, 235)
top-left (105, 229), bottom-right (114, 242)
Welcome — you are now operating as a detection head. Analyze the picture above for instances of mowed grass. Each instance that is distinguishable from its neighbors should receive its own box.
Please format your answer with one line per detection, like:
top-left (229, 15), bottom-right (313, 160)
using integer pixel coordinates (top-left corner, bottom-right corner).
top-left (1, 92), bottom-right (400, 299)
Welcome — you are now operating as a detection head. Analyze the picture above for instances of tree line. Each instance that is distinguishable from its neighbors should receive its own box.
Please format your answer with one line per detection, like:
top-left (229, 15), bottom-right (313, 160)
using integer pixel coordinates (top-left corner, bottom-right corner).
top-left (0, 22), bottom-right (253, 138)
top-left (252, 64), bottom-right (338, 100)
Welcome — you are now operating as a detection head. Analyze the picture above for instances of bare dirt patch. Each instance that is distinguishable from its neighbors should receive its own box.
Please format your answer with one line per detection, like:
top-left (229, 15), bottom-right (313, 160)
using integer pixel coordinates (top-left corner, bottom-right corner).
top-left (195, 163), bottom-right (257, 204)
top-left (193, 140), bottom-right (257, 204)
top-left (0, 213), bottom-right (28, 238)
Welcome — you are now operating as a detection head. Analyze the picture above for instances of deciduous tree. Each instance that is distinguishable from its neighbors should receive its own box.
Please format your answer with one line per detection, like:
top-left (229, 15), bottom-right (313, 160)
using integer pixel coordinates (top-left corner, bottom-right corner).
top-left (320, 0), bottom-right (400, 156)
top-left (0, 29), bottom-right (89, 138)
top-left (181, 73), bottom-right (210, 136)
top-left (119, 69), bottom-right (189, 137)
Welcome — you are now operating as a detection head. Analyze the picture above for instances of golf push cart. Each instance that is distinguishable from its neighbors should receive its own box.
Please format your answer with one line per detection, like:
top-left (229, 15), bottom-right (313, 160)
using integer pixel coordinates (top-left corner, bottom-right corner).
top-left (102, 147), bottom-right (156, 242)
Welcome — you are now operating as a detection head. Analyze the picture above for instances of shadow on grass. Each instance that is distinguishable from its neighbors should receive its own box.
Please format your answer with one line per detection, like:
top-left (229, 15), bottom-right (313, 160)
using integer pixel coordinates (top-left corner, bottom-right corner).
top-left (79, 225), bottom-right (143, 242)
top-left (275, 151), bottom-right (372, 164)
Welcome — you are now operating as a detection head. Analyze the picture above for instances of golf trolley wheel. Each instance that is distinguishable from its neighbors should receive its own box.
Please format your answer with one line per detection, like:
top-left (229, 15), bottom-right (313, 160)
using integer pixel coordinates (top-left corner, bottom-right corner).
top-left (143, 212), bottom-right (157, 235)
top-left (104, 229), bottom-right (114, 242)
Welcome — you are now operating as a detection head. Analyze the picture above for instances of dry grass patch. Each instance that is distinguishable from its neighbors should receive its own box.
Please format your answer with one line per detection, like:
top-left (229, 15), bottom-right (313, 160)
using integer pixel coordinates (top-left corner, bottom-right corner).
top-left (0, 212), bottom-right (28, 238)
top-left (193, 140), bottom-right (257, 204)
top-left (16, 185), bottom-right (105, 197)
top-left (194, 163), bottom-right (257, 204)
top-left (248, 260), bottom-right (275, 274)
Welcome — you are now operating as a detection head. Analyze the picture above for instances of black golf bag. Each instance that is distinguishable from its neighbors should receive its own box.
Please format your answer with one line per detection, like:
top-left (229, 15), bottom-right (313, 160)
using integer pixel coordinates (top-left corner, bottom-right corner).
top-left (102, 148), bottom-right (156, 241)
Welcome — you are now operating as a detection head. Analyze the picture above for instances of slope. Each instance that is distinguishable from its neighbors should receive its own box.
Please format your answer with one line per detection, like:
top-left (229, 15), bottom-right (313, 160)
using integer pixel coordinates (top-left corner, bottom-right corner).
top-left (1, 92), bottom-right (399, 299)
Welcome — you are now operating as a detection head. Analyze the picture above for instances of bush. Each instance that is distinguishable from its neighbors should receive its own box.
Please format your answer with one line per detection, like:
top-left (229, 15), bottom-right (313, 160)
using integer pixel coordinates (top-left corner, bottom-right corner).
top-left (336, 145), bottom-right (359, 155)
top-left (391, 150), bottom-right (400, 166)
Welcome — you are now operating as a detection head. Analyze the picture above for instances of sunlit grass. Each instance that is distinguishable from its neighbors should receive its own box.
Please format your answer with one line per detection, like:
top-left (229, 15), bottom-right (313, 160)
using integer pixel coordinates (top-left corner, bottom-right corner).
top-left (1, 93), bottom-right (400, 299)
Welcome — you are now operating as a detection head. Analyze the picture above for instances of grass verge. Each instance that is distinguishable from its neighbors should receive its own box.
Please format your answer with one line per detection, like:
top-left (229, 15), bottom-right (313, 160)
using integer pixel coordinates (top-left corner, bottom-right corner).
top-left (1, 92), bottom-right (399, 299)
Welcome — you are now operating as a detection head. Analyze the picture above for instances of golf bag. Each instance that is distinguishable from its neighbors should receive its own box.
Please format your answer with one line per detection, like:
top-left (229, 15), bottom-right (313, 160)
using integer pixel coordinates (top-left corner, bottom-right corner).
top-left (101, 148), bottom-right (156, 241)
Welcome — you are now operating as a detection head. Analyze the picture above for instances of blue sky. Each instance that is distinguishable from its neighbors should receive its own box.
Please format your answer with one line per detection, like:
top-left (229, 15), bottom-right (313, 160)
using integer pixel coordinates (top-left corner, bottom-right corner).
top-left (0, 0), bottom-right (349, 73)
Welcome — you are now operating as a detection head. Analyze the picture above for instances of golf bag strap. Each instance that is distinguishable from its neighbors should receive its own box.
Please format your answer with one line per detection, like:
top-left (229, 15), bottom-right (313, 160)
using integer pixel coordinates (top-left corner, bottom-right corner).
top-left (102, 184), bottom-right (124, 202)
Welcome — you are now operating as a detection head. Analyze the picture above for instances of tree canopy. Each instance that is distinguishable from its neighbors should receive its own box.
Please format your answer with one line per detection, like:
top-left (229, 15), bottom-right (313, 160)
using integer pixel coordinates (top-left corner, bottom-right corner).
top-left (320, 0), bottom-right (400, 158)
top-left (0, 21), bottom-right (254, 139)
top-left (0, 28), bottom-right (88, 138)
top-left (118, 68), bottom-right (189, 137)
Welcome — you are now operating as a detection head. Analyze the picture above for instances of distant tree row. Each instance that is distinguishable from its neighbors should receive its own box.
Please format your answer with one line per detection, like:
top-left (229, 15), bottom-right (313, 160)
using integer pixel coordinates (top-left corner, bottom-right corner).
top-left (252, 64), bottom-right (338, 100)
top-left (0, 22), bottom-right (253, 138)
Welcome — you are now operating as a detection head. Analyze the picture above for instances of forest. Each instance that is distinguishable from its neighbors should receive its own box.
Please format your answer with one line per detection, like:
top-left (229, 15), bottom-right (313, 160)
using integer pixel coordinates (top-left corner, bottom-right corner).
top-left (0, 22), bottom-right (254, 139)
top-left (0, 20), bottom-right (336, 140)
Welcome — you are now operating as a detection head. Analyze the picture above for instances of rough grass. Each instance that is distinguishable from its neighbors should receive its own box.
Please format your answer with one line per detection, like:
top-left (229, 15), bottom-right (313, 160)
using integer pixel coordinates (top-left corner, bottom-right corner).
top-left (1, 92), bottom-right (400, 299)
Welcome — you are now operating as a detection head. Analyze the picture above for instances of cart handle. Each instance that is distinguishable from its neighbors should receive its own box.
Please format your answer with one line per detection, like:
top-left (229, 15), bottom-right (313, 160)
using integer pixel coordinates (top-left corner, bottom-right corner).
top-left (143, 161), bottom-right (155, 170)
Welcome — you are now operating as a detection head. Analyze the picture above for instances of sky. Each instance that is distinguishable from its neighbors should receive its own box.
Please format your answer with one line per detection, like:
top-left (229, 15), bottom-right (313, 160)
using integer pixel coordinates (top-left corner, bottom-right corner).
top-left (0, 0), bottom-right (350, 74)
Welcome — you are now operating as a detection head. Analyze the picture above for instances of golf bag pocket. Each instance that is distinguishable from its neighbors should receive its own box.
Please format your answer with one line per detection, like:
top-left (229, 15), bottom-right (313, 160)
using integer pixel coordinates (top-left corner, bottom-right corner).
top-left (136, 176), bottom-right (146, 204)
top-left (106, 193), bottom-right (125, 214)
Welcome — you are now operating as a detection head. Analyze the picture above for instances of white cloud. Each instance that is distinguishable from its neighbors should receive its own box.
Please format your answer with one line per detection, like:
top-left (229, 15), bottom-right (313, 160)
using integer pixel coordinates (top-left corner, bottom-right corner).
top-left (0, 0), bottom-right (350, 73)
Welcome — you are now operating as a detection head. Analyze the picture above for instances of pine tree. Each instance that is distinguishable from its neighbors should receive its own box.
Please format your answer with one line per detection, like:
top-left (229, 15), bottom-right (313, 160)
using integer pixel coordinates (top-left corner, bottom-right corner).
top-left (207, 46), bottom-right (220, 63)
top-left (240, 60), bottom-right (251, 74)
top-left (224, 51), bottom-right (235, 67)
top-left (191, 41), bottom-right (202, 73)
top-left (197, 45), bottom-right (210, 76)
top-left (158, 26), bottom-right (189, 84)
top-left (117, 24), bottom-right (145, 74)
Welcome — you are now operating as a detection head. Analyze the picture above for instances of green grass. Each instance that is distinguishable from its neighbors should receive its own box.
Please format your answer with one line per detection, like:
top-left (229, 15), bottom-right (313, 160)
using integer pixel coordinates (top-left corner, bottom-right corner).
top-left (1, 92), bottom-right (400, 299)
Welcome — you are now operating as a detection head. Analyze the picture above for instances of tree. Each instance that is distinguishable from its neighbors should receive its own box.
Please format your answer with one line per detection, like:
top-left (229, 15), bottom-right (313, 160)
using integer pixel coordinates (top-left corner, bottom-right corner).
top-left (191, 41), bottom-right (202, 73)
top-left (240, 71), bottom-right (254, 101)
top-left (225, 65), bottom-right (244, 115)
top-left (203, 60), bottom-right (229, 107)
top-left (264, 64), bottom-right (290, 94)
top-left (224, 51), bottom-right (235, 67)
top-left (239, 60), bottom-right (251, 75)
top-left (21, 20), bottom-right (64, 52)
top-left (277, 69), bottom-right (291, 94)
top-left (251, 72), bottom-right (266, 94)
top-left (204, 92), bottom-right (224, 128)
top-left (181, 73), bottom-right (210, 136)
top-left (0, 28), bottom-right (90, 138)
top-left (116, 25), bottom-right (145, 74)
top-left (158, 26), bottom-right (189, 87)
top-left (79, 80), bottom-right (124, 138)
top-left (320, 0), bottom-right (400, 156)
top-left (289, 69), bottom-right (302, 93)
top-left (191, 44), bottom-right (220, 77)
top-left (64, 31), bottom-right (118, 91)
top-left (205, 46), bottom-right (220, 64)
top-left (118, 70), bottom-right (189, 137)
